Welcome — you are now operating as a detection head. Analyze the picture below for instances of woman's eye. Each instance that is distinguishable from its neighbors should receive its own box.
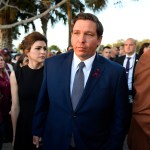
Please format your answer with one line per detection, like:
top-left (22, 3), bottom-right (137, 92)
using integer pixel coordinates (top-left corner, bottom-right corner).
top-left (36, 48), bottom-right (41, 50)
top-left (44, 48), bottom-right (47, 51)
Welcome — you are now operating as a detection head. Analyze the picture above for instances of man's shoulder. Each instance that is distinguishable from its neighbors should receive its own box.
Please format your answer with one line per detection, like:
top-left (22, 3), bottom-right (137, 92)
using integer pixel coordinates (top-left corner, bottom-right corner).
top-left (97, 54), bottom-right (125, 71)
top-left (46, 52), bottom-right (73, 63)
top-left (114, 55), bottom-right (125, 61)
top-left (135, 53), bottom-right (140, 59)
top-left (137, 51), bottom-right (150, 64)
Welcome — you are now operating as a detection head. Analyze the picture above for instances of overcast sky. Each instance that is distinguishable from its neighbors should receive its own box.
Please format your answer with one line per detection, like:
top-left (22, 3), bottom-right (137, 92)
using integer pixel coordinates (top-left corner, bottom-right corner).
top-left (13, 0), bottom-right (150, 50)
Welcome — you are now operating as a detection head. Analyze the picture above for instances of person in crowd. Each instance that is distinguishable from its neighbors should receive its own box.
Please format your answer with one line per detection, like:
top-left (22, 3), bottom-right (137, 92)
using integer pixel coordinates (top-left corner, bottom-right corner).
top-left (56, 50), bottom-right (62, 55)
top-left (13, 54), bottom-right (28, 71)
top-left (101, 46), bottom-right (111, 59)
top-left (14, 54), bottom-right (21, 62)
top-left (32, 12), bottom-right (129, 150)
top-left (0, 54), bottom-right (12, 150)
top-left (11, 54), bottom-right (21, 69)
top-left (115, 38), bottom-right (140, 103)
top-left (10, 31), bottom-right (47, 150)
top-left (115, 38), bottom-right (140, 122)
top-left (138, 42), bottom-right (150, 56)
top-left (119, 45), bottom-right (126, 56)
top-left (0, 89), bottom-right (3, 150)
top-left (47, 51), bottom-right (54, 58)
top-left (0, 48), bottom-right (13, 75)
top-left (67, 45), bottom-right (73, 52)
top-left (110, 46), bottom-right (119, 60)
top-left (127, 50), bottom-right (150, 150)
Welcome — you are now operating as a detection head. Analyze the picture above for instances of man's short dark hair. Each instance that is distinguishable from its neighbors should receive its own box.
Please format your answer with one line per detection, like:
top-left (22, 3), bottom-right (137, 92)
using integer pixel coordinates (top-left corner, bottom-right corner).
top-left (72, 13), bottom-right (103, 38)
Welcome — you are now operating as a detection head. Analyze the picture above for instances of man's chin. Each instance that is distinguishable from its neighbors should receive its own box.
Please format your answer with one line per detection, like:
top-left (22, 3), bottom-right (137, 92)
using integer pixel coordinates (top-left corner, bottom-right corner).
top-left (77, 53), bottom-right (91, 61)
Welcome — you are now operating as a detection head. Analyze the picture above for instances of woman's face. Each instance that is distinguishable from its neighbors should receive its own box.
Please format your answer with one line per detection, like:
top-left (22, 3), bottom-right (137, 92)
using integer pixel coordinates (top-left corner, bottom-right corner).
top-left (0, 56), bottom-right (5, 69)
top-left (26, 41), bottom-right (47, 64)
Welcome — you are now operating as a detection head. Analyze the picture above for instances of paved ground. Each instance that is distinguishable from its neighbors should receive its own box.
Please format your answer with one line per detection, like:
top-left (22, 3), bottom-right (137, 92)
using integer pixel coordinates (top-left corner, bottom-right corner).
top-left (2, 141), bottom-right (129, 150)
top-left (123, 136), bottom-right (129, 150)
top-left (2, 143), bottom-right (12, 150)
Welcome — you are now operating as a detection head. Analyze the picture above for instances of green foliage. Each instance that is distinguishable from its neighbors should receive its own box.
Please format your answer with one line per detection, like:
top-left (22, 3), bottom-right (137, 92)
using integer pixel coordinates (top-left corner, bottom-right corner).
top-left (49, 0), bottom-right (85, 26)
top-left (101, 39), bottom-right (150, 53)
top-left (84, 0), bottom-right (108, 12)
top-left (0, 0), bottom-right (37, 38)
top-left (136, 39), bottom-right (150, 53)
top-left (48, 45), bottom-right (60, 51)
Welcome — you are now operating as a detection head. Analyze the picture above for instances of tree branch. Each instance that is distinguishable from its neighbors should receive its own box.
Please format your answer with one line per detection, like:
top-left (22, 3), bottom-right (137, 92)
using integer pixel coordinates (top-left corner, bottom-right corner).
top-left (0, 0), bottom-right (9, 11)
top-left (1, 0), bottom-right (35, 16)
top-left (0, 0), bottom-right (67, 29)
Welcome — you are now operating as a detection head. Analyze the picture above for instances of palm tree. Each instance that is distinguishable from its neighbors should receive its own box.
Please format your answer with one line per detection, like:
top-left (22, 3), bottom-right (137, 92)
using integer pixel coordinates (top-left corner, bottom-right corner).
top-left (40, 0), bottom-right (51, 36)
top-left (67, 0), bottom-right (72, 46)
top-left (84, 0), bottom-right (107, 11)
top-left (66, 0), bottom-right (107, 46)
top-left (0, 0), bottom-right (37, 50)
top-left (0, 5), bottom-right (18, 50)
top-left (39, 0), bottom-right (68, 37)
top-left (0, 0), bottom-right (137, 50)
top-left (65, 0), bottom-right (85, 46)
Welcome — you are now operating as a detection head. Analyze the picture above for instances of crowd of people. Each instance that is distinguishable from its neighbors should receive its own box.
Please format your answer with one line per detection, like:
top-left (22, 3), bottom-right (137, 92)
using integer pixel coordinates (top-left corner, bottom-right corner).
top-left (0, 12), bottom-right (150, 150)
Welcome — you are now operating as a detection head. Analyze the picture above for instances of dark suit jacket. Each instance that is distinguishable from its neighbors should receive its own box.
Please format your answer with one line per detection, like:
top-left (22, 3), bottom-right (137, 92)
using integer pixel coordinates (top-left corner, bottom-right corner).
top-left (114, 54), bottom-right (140, 96)
top-left (32, 52), bottom-right (129, 150)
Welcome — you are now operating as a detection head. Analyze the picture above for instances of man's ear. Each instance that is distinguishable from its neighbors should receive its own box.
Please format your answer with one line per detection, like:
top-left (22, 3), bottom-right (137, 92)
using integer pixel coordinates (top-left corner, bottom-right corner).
top-left (97, 36), bottom-right (102, 46)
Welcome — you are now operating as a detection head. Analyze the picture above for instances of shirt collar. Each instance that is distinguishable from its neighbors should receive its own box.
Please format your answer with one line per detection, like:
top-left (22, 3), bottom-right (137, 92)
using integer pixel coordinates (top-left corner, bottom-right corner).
top-left (126, 52), bottom-right (136, 59)
top-left (73, 52), bottom-right (96, 70)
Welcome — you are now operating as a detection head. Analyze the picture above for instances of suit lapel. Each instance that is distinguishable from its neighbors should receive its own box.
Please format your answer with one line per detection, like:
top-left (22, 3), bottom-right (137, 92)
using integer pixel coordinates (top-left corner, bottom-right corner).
top-left (63, 52), bottom-right (74, 111)
top-left (121, 56), bottom-right (126, 65)
top-left (132, 54), bottom-right (140, 82)
top-left (75, 54), bottom-right (105, 111)
top-left (134, 54), bottom-right (140, 66)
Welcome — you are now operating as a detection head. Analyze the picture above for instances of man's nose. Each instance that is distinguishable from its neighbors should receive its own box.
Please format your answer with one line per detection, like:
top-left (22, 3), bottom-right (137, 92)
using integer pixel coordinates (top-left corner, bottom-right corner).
top-left (78, 34), bottom-right (86, 43)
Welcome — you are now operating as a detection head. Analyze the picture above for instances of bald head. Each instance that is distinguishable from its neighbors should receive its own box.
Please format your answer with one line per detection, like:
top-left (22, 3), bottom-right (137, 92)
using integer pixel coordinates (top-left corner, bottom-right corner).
top-left (124, 38), bottom-right (136, 56)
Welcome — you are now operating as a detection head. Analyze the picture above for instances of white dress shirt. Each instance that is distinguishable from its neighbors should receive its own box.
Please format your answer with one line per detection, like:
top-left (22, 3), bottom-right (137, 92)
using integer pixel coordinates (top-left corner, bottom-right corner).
top-left (123, 53), bottom-right (136, 90)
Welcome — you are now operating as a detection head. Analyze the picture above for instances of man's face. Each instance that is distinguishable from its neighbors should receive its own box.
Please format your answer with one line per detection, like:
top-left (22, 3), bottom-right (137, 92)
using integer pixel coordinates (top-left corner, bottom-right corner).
top-left (71, 20), bottom-right (102, 61)
top-left (102, 48), bottom-right (111, 59)
top-left (124, 39), bottom-right (136, 55)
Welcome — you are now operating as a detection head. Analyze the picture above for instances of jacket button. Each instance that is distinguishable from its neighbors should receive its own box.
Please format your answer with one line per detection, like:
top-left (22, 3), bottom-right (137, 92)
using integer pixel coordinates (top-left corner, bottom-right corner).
top-left (72, 113), bottom-right (77, 118)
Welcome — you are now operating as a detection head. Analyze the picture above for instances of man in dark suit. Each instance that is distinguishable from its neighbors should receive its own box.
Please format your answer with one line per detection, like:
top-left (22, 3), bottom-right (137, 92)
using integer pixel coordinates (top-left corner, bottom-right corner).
top-left (115, 38), bottom-right (140, 103)
top-left (115, 38), bottom-right (140, 135)
top-left (32, 13), bottom-right (129, 150)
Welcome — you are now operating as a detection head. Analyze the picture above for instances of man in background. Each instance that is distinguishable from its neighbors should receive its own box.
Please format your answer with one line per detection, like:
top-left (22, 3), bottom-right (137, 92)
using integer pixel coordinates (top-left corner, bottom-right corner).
top-left (101, 46), bottom-right (111, 59)
top-left (110, 46), bottom-right (119, 60)
top-left (115, 38), bottom-right (140, 128)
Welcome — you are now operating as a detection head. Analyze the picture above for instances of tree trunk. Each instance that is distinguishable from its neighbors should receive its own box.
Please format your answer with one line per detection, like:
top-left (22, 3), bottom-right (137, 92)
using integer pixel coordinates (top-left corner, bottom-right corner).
top-left (0, 7), bottom-right (17, 51)
top-left (0, 29), bottom-right (13, 51)
top-left (40, 0), bottom-right (51, 36)
top-left (67, 0), bottom-right (72, 47)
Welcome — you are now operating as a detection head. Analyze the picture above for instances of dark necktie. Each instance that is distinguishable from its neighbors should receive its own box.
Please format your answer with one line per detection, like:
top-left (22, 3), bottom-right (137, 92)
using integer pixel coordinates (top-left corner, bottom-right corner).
top-left (71, 62), bottom-right (85, 110)
top-left (126, 57), bottom-right (131, 78)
